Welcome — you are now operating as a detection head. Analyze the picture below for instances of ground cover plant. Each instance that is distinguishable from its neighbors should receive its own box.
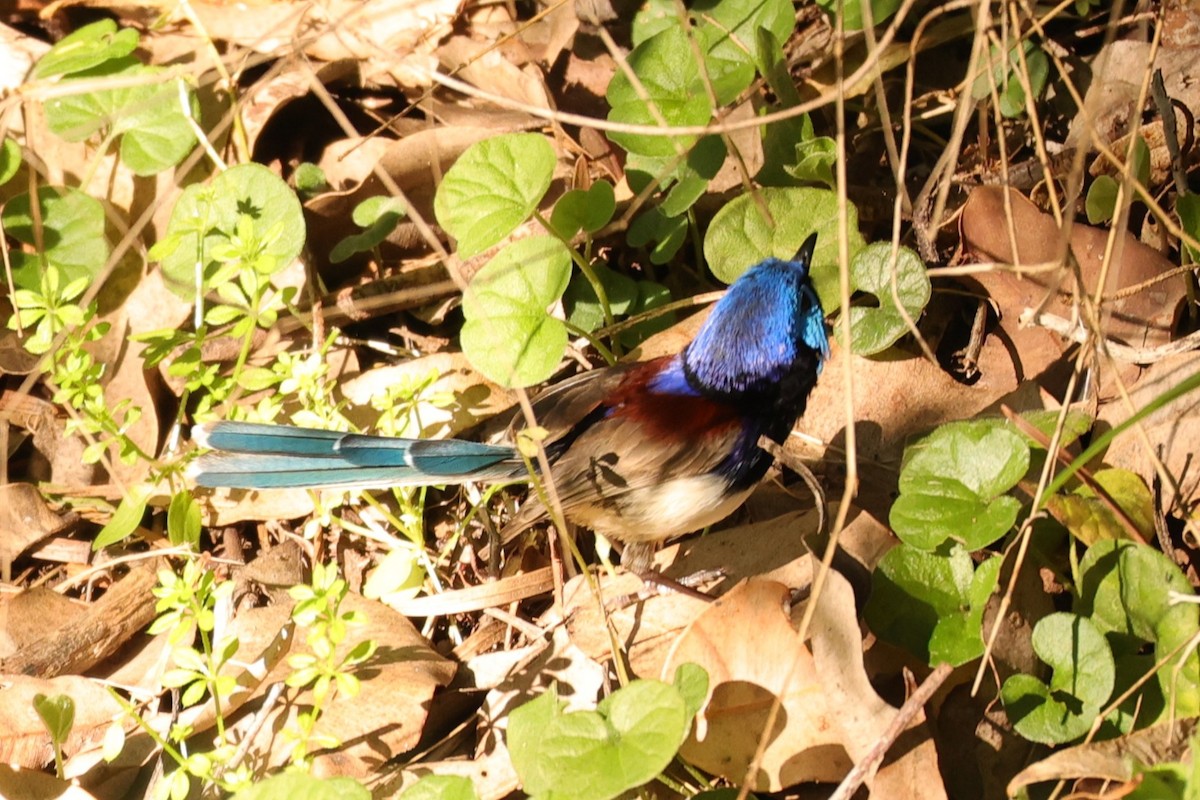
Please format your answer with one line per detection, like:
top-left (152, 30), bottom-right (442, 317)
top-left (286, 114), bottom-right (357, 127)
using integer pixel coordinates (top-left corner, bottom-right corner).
top-left (0, 0), bottom-right (1198, 798)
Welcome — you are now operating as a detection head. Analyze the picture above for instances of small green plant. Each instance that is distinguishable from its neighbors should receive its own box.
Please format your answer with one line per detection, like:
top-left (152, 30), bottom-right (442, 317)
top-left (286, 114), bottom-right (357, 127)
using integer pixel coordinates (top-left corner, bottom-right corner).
top-left (284, 562), bottom-right (377, 764)
top-left (33, 693), bottom-right (75, 779)
top-left (507, 664), bottom-right (709, 800)
top-left (970, 38), bottom-right (1050, 119)
top-left (864, 412), bottom-right (1200, 744)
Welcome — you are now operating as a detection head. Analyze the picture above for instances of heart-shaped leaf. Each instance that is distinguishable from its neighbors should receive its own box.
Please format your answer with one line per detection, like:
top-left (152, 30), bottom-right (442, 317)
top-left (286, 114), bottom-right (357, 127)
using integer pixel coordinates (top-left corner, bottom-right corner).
top-left (434, 133), bottom-right (556, 258)
top-left (843, 242), bottom-right (930, 355)
top-left (865, 544), bottom-right (1000, 665)
top-left (508, 680), bottom-right (691, 800)
top-left (461, 235), bottom-right (571, 387)
top-left (1001, 613), bottom-right (1114, 744)
top-left (703, 186), bottom-right (865, 309)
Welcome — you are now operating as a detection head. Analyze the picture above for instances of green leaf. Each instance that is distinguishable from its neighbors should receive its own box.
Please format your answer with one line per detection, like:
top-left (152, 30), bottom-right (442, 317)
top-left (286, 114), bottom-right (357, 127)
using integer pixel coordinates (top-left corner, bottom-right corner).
top-left (621, 280), bottom-right (674, 347)
top-left (842, 242), bottom-right (931, 355)
top-left (606, 25), bottom-right (709, 158)
top-left (1001, 612), bottom-right (1115, 744)
top-left (890, 475), bottom-right (1022, 551)
top-left (158, 163), bottom-right (306, 298)
top-left (508, 680), bottom-right (690, 800)
top-left (865, 544), bottom-right (1000, 665)
top-left (814, 0), bottom-right (902, 30)
top-left (1047, 468), bottom-right (1154, 545)
top-left (398, 775), bottom-right (478, 800)
top-left (230, 772), bottom-right (371, 800)
top-left (971, 40), bottom-right (1049, 119)
top-left (784, 134), bottom-right (837, 188)
top-left (461, 236), bottom-right (571, 387)
top-left (293, 162), bottom-right (328, 196)
top-left (628, 207), bottom-right (688, 264)
top-left (891, 420), bottom-right (1029, 550)
top-left (703, 186), bottom-right (865, 310)
top-left (94, 485), bottom-right (151, 550)
top-left (433, 133), bottom-right (556, 258)
top-left (44, 59), bottom-right (197, 175)
top-left (900, 420), bottom-right (1030, 499)
top-left (167, 490), bottom-right (201, 549)
top-left (671, 662), bottom-right (710, 722)
top-left (33, 694), bottom-right (75, 743)
top-left (1086, 175), bottom-right (1119, 224)
top-left (1178, 192), bottom-right (1200, 262)
top-left (690, 0), bottom-right (794, 103)
top-left (660, 135), bottom-right (725, 218)
top-left (550, 181), bottom-right (616, 237)
top-left (31, 19), bottom-right (139, 80)
top-left (0, 138), bottom-right (21, 186)
top-left (2, 186), bottom-right (109, 291)
top-left (331, 196), bottom-right (406, 263)
top-left (1077, 539), bottom-right (1200, 716)
top-left (563, 263), bottom-right (638, 333)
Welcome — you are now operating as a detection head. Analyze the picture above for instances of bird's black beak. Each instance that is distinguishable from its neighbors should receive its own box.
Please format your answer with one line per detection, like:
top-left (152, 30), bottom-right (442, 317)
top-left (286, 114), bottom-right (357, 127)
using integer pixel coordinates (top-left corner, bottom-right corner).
top-left (793, 231), bottom-right (818, 266)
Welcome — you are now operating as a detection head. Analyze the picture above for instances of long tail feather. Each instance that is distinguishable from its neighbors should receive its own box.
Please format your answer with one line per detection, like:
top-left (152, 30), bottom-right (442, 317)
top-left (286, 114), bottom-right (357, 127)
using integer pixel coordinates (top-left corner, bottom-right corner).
top-left (190, 422), bottom-right (523, 490)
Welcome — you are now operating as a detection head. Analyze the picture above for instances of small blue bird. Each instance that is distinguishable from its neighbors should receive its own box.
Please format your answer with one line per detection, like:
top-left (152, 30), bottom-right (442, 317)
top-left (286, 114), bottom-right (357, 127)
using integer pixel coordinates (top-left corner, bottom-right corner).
top-left (192, 233), bottom-right (829, 572)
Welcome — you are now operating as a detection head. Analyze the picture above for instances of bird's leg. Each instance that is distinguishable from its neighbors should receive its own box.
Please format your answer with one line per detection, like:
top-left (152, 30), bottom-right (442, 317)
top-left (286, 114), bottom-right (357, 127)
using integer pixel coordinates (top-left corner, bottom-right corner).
top-left (618, 541), bottom-right (716, 602)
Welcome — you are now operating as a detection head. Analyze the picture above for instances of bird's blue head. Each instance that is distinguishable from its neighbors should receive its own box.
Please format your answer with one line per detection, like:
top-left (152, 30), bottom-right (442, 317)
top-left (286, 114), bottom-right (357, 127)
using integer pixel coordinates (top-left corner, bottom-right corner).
top-left (682, 233), bottom-right (829, 397)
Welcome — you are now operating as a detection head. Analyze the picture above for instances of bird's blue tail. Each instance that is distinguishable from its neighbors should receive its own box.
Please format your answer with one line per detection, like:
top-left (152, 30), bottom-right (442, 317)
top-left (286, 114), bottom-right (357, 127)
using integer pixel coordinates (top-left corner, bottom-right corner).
top-left (190, 422), bottom-right (523, 490)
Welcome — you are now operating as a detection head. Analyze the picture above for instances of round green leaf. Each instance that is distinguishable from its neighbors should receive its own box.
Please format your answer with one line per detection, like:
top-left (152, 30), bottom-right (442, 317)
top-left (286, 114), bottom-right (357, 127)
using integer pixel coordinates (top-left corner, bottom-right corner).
top-left (1077, 538), bottom-right (1200, 716)
top-left (890, 475), bottom-right (1021, 551)
top-left (551, 181), bottom-right (616, 237)
top-left (433, 133), bottom-right (555, 258)
top-left (703, 186), bottom-right (865, 310)
top-left (1001, 612), bottom-right (1115, 744)
top-left (158, 163), bottom-right (306, 298)
top-left (564, 263), bottom-right (638, 333)
top-left (865, 545), bottom-right (1000, 666)
top-left (843, 242), bottom-right (930, 355)
top-left (461, 236), bottom-right (572, 387)
top-left (1086, 175), bottom-right (1118, 224)
top-left (2, 186), bottom-right (109, 290)
top-left (509, 681), bottom-right (689, 800)
top-left (900, 420), bottom-right (1030, 499)
top-left (606, 25), bottom-right (710, 157)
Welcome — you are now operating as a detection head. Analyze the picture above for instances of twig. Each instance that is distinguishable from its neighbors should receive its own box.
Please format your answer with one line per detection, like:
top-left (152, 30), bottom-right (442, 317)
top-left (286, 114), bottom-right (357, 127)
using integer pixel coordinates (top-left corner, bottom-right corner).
top-left (1019, 307), bottom-right (1200, 364)
top-left (829, 663), bottom-right (953, 800)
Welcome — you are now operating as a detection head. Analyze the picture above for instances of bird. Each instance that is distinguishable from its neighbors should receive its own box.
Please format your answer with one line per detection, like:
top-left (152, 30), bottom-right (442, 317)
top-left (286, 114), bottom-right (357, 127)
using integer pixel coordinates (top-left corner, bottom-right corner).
top-left (191, 232), bottom-right (830, 574)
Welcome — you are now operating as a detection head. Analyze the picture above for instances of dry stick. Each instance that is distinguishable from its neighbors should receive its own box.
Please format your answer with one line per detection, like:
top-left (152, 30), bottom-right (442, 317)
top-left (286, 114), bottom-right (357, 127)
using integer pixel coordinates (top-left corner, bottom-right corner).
top-left (829, 663), bottom-right (953, 800)
top-left (0, 562), bottom-right (160, 677)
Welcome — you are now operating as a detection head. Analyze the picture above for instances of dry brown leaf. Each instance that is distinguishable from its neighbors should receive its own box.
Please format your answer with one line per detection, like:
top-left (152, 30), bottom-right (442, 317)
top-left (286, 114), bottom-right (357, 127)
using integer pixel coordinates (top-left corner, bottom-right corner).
top-left (439, 37), bottom-right (553, 111)
top-left (0, 674), bottom-right (123, 768)
top-left (220, 592), bottom-right (456, 777)
top-left (0, 764), bottom-right (96, 800)
top-left (1007, 718), bottom-right (1197, 797)
top-left (797, 341), bottom-right (1017, 466)
top-left (1099, 350), bottom-right (1200, 511)
top-left (0, 588), bottom-right (84, 661)
top-left (0, 484), bottom-right (77, 581)
top-left (666, 578), bottom-right (853, 789)
top-left (960, 186), bottom-right (1186, 392)
top-left (185, 0), bottom-right (459, 67)
top-left (661, 574), bottom-right (945, 795)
